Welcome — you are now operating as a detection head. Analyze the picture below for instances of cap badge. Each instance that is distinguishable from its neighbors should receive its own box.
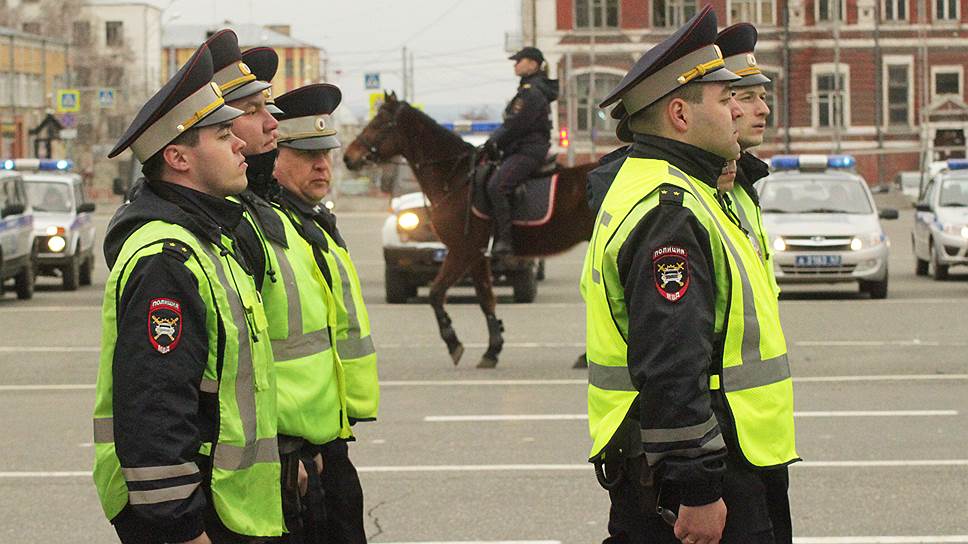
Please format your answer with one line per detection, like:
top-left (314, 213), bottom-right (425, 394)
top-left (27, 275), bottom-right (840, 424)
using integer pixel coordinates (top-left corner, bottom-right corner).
top-left (747, 53), bottom-right (757, 67)
top-left (239, 62), bottom-right (252, 76)
top-left (315, 117), bottom-right (327, 131)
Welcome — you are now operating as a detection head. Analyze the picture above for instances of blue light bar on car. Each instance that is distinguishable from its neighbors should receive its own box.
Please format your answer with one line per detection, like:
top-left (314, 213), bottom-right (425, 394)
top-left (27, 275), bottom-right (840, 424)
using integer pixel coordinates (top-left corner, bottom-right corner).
top-left (0, 159), bottom-right (73, 171)
top-left (438, 121), bottom-right (502, 134)
top-left (946, 159), bottom-right (968, 170)
top-left (770, 154), bottom-right (856, 171)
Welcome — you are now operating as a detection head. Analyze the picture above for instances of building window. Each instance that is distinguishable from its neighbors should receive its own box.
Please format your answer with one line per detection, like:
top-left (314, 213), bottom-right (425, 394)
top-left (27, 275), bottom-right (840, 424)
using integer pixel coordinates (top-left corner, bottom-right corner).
top-left (22, 22), bottom-right (41, 34)
top-left (935, 0), bottom-right (958, 20)
top-left (729, 0), bottom-right (774, 24)
top-left (653, 0), bottom-right (698, 28)
top-left (812, 67), bottom-right (848, 128)
top-left (932, 66), bottom-right (963, 99)
top-left (886, 64), bottom-right (910, 126)
top-left (285, 58), bottom-right (294, 77)
top-left (106, 21), bottom-right (123, 47)
top-left (575, 0), bottom-right (620, 29)
top-left (816, 0), bottom-right (845, 22)
top-left (73, 21), bottom-right (91, 45)
top-left (575, 72), bottom-right (622, 135)
top-left (883, 0), bottom-right (907, 20)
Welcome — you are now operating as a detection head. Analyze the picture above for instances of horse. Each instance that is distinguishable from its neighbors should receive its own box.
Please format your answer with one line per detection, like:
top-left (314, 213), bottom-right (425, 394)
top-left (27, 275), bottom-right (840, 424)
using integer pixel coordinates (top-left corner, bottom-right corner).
top-left (344, 92), bottom-right (597, 369)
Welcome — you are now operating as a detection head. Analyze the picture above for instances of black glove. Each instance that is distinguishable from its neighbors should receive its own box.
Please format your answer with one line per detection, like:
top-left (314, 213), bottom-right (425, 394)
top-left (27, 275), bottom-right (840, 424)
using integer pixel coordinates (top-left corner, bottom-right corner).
top-left (480, 138), bottom-right (500, 161)
top-left (245, 149), bottom-right (281, 201)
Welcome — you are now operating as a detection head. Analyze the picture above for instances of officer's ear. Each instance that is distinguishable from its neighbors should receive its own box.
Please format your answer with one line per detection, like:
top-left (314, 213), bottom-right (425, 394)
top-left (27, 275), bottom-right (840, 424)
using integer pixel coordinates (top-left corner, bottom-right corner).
top-left (162, 143), bottom-right (192, 174)
top-left (666, 97), bottom-right (690, 134)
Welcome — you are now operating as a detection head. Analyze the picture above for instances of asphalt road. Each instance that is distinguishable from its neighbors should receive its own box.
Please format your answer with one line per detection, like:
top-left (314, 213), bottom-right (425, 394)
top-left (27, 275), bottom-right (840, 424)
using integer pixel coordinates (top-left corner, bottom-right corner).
top-left (1, 193), bottom-right (966, 543)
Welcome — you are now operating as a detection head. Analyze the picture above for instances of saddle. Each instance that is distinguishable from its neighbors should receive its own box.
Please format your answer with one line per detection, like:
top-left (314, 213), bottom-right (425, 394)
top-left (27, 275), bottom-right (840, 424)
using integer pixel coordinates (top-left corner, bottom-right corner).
top-left (471, 154), bottom-right (560, 227)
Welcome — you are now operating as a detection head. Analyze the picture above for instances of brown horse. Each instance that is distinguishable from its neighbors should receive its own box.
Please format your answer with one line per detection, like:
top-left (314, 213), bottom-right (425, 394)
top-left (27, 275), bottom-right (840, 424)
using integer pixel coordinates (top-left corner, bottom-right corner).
top-left (344, 92), bottom-right (597, 368)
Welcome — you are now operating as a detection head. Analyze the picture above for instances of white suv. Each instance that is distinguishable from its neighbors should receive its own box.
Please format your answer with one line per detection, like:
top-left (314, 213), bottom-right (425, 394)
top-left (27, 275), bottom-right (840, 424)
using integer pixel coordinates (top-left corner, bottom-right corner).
top-left (0, 170), bottom-right (34, 299)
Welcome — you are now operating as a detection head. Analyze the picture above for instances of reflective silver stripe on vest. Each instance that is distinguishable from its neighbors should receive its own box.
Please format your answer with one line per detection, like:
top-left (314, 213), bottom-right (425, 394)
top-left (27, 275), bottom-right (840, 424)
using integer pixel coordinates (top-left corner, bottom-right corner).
top-left (122, 462), bottom-right (199, 482)
top-left (337, 335), bottom-right (375, 360)
top-left (212, 436), bottom-right (280, 470)
top-left (731, 191), bottom-right (762, 257)
top-left (201, 245), bottom-right (258, 449)
top-left (331, 250), bottom-right (375, 359)
top-left (641, 414), bottom-right (719, 443)
top-left (200, 378), bottom-right (219, 393)
top-left (668, 167), bottom-right (790, 390)
top-left (644, 432), bottom-right (727, 466)
top-left (590, 212), bottom-right (613, 285)
top-left (588, 360), bottom-right (636, 392)
top-left (273, 328), bottom-right (332, 360)
top-left (128, 482), bottom-right (200, 505)
top-left (93, 417), bottom-right (114, 443)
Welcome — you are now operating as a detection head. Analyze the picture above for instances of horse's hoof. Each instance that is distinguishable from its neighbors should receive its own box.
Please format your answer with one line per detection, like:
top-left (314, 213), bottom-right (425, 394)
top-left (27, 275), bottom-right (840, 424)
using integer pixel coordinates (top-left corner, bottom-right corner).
top-left (572, 353), bottom-right (588, 369)
top-left (449, 343), bottom-right (465, 366)
top-left (477, 355), bottom-right (498, 369)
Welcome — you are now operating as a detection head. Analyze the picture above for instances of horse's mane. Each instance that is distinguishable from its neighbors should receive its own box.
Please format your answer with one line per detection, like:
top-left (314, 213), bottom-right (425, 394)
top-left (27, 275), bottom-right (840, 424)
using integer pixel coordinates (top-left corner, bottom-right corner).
top-left (400, 102), bottom-right (474, 152)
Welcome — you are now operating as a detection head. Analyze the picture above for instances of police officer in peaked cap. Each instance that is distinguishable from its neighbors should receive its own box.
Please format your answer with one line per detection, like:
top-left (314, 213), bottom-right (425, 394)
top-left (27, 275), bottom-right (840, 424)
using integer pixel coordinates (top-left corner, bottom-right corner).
top-left (715, 23), bottom-right (782, 300)
top-left (582, 6), bottom-right (798, 543)
top-left (93, 43), bottom-right (285, 543)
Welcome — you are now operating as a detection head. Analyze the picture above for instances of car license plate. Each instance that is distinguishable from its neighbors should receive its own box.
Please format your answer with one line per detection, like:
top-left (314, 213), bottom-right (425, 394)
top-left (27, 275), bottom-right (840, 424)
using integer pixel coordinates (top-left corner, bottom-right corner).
top-left (432, 248), bottom-right (448, 262)
top-left (795, 255), bottom-right (841, 267)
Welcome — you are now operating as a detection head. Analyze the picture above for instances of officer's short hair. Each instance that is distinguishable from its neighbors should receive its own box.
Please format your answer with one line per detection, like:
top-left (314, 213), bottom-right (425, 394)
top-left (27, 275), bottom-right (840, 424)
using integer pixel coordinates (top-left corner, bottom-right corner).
top-left (629, 82), bottom-right (705, 135)
top-left (141, 128), bottom-right (201, 180)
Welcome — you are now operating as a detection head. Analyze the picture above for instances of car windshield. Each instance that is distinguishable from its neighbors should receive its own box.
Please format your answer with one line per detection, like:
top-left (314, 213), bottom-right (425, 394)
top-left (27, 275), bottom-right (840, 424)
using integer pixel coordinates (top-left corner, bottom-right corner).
top-left (25, 181), bottom-right (73, 213)
top-left (938, 177), bottom-right (968, 207)
top-left (760, 178), bottom-right (873, 214)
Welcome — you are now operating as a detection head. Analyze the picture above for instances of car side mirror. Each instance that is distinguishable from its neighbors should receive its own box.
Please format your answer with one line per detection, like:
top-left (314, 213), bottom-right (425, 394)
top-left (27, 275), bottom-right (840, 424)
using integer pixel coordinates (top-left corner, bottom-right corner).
top-left (1, 202), bottom-right (25, 217)
top-left (878, 208), bottom-right (899, 220)
top-left (914, 202), bottom-right (931, 212)
top-left (78, 202), bottom-right (96, 213)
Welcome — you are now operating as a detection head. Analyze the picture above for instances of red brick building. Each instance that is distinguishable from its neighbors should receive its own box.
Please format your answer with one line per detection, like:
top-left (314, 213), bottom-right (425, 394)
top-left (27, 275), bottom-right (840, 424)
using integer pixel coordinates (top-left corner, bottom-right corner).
top-left (520, 0), bottom-right (968, 184)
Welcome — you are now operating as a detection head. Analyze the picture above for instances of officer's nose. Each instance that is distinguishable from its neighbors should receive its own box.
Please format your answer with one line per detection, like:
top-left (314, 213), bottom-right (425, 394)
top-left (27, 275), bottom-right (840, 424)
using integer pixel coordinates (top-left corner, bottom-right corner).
top-left (729, 97), bottom-right (743, 120)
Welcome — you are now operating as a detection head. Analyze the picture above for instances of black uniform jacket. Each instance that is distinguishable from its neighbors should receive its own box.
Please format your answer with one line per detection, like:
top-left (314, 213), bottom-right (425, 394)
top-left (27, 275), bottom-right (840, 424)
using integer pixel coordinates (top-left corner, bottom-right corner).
top-left (607, 135), bottom-right (738, 506)
top-left (734, 151), bottom-right (770, 206)
top-left (103, 180), bottom-right (254, 541)
top-left (490, 73), bottom-right (558, 160)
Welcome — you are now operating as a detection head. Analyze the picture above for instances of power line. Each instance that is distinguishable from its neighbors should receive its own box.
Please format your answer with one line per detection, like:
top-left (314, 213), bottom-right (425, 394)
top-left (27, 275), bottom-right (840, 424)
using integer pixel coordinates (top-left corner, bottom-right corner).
top-left (399, 0), bottom-right (470, 46)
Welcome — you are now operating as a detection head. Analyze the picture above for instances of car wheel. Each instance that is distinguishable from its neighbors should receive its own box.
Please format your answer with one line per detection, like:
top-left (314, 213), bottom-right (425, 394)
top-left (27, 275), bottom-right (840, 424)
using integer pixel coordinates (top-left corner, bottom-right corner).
top-left (915, 257), bottom-right (928, 276)
top-left (384, 267), bottom-right (414, 303)
top-left (79, 254), bottom-right (93, 286)
top-left (14, 258), bottom-right (34, 300)
top-left (860, 276), bottom-right (888, 300)
top-left (512, 266), bottom-right (538, 303)
top-left (928, 242), bottom-right (949, 281)
top-left (63, 256), bottom-right (80, 291)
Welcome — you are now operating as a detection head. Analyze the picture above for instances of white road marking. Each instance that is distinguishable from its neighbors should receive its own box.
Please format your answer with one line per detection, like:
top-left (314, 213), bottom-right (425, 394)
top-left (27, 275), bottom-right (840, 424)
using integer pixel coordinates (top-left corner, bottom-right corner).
top-left (0, 305), bottom-right (101, 312)
top-left (3, 375), bottom-right (966, 392)
top-left (793, 537), bottom-right (968, 543)
top-left (376, 342), bottom-right (587, 349)
top-left (0, 346), bottom-right (100, 353)
top-left (424, 410), bottom-right (958, 422)
top-left (377, 541), bottom-right (561, 544)
top-left (793, 339), bottom-right (968, 347)
top-left (3, 459), bottom-right (967, 479)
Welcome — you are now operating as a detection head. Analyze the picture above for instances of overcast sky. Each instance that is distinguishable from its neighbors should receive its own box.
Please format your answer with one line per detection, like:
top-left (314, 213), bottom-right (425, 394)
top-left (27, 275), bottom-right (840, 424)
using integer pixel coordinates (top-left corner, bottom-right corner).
top-left (158, 0), bottom-right (522, 119)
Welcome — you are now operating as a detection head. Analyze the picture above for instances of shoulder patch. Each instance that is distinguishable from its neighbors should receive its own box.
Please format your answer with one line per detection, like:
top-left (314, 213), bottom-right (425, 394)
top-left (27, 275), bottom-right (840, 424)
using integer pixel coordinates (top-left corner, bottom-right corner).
top-left (658, 184), bottom-right (685, 206)
top-left (161, 239), bottom-right (193, 263)
top-left (148, 297), bottom-right (183, 354)
top-left (652, 245), bottom-right (690, 302)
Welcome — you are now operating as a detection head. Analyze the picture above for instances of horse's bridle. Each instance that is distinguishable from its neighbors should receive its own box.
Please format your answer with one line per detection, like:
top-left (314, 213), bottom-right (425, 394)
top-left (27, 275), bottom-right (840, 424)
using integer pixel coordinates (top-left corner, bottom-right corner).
top-left (356, 105), bottom-right (402, 164)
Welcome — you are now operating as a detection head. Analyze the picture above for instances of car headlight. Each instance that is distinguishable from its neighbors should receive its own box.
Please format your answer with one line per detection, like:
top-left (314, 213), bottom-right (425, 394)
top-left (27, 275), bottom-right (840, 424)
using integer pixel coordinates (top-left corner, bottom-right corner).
top-left (397, 211), bottom-right (420, 231)
top-left (45, 225), bottom-right (66, 236)
top-left (772, 236), bottom-right (786, 252)
top-left (47, 235), bottom-right (66, 252)
top-left (850, 232), bottom-right (885, 251)
top-left (942, 224), bottom-right (968, 238)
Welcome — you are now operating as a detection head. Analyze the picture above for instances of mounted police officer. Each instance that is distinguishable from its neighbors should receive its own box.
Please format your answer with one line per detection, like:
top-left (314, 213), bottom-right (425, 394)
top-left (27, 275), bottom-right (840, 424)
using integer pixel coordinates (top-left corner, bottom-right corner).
top-left (94, 42), bottom-right (283, 544)
top-left (582, 7), bottom-right (798, 543)
top-left (484, 46), bottom-right (559, 256)
top-left (715, 23), bottom-right (781, 296)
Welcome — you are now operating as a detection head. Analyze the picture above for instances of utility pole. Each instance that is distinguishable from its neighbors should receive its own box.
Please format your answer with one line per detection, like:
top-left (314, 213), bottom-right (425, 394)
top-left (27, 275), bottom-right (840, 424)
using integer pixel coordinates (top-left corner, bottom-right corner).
top-left (589, 27), bottom-right (596, 160)
top-left (409, 50), bottom-right (415, 101)
top-left (401, 46), bottom-right (408, 100)
top-left (918, 0), bottom-right (930, 195)
top-left (566, 51), bottom-right (576, 166)
top-left (832, 4), bottom-right (842, 153)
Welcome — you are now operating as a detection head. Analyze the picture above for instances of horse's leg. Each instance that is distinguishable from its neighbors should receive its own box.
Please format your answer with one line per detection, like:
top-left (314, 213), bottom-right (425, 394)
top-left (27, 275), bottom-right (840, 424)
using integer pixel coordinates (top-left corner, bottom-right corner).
top-left (467, 256), bottom-right (504, 369)
top-left (429, 250), bottom-right (474, 365)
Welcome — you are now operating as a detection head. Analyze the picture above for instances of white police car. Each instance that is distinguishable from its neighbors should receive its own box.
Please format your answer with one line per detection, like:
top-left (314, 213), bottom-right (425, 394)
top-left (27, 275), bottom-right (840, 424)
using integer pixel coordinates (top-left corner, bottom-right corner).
top-left (0, 168), bottom-right (34, 299)
top-left (913, 159), bottom-right (968, 280)
top-left (759, 155), bottom-right (896, 298)
top-left (9, 159), bottom-right (97, 290)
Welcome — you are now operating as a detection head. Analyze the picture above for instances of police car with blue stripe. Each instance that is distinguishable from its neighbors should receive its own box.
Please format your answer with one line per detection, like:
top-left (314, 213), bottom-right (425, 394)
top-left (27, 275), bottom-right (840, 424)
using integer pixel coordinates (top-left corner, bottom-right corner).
top-left (0, 166), bottom-right (34, 299)
top-left (913, 158), bottom-right (968, 280)
top-left (759, 154), bottom-right (897, 298)
top-left (6, 159), bottom-right (97, 290)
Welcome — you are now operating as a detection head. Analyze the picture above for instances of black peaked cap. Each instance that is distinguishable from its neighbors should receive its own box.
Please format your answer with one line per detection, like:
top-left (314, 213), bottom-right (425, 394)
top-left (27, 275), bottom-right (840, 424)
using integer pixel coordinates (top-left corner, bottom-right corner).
top-left (108, 45), bottom-right (213, 158)
top-left (206, 28), bottom-right (243, 71)
top-left (274, 84), bottom-right (342, 120)
top-left (242, 47), bottom-right (279, 82)
top-left (600, 4), bottom-right (719, 108)
top-left (716, 23), bottom-right (757, 58)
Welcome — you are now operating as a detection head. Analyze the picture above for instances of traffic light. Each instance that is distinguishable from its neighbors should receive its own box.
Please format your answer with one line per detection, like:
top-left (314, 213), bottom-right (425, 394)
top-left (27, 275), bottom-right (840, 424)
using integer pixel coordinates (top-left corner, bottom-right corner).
top-left (559, 127), bottom-right (570, 148)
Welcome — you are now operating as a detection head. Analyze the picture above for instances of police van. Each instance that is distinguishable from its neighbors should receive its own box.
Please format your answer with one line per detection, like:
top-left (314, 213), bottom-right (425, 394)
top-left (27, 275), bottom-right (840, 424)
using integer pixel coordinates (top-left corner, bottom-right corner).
top-left (758, 155), bottom-right (896, 298)
top-left (0, 168), bottom-right (34, 299)
top-left (8, 159), bottom-right (97, 290)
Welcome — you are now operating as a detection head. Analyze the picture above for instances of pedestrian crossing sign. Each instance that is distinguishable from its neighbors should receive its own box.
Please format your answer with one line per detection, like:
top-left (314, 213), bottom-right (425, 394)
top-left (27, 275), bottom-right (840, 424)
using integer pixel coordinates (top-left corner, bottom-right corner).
top-left (56, 90), bottom-right (81, 113)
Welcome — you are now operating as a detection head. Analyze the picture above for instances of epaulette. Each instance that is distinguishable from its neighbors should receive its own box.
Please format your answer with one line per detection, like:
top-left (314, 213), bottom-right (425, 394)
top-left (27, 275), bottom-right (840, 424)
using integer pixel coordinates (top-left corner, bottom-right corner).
top-left (522, 83), bottom-right (532, 89)
top-left (161, 239), bottom-right (193, 263)
top-left (658, 184), bottom-right (685, 206)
